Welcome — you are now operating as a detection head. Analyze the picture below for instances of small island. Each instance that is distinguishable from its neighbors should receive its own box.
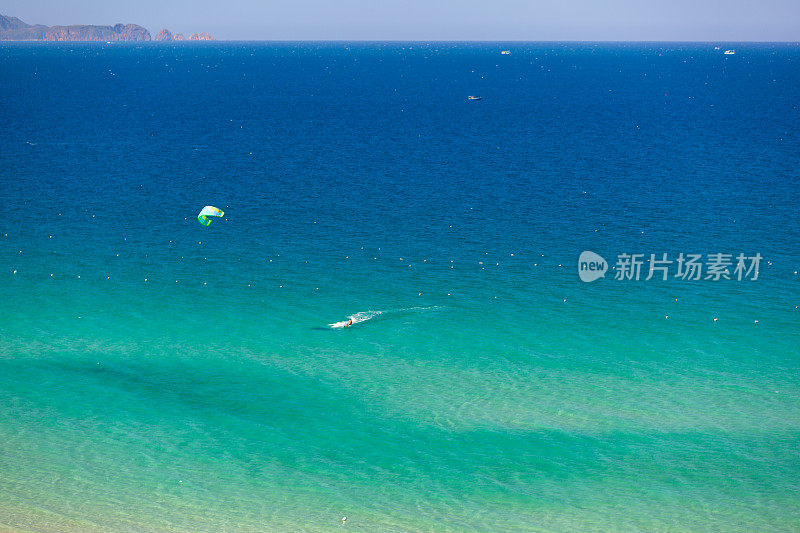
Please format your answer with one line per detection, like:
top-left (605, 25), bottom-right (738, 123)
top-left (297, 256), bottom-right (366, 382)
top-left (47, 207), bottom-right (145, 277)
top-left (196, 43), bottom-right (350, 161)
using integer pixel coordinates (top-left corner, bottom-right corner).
top-left (0, 14), bottom-right (213, 41)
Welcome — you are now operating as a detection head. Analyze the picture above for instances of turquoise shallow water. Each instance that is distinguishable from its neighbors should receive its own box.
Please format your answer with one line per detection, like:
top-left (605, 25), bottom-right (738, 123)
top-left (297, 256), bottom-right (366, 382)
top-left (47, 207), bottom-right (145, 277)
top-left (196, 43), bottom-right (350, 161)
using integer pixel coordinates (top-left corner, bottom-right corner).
top-left (1, 42), bottom-right (800, 531)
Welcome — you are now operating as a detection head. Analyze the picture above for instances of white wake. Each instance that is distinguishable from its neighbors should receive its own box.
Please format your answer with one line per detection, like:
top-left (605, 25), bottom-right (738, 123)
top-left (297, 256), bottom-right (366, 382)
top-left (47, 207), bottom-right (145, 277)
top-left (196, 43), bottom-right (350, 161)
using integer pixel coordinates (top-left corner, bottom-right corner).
top-left (329, 306), bottom-right (441, 329)
top-left (329, 310), bottom-right (384, 329)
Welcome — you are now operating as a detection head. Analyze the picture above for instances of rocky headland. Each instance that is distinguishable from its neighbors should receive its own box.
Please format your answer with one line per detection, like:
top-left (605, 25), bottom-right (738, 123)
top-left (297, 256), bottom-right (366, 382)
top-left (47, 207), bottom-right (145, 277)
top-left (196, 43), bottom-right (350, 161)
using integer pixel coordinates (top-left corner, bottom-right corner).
top-left (0, 14), bottom-right (213, 41)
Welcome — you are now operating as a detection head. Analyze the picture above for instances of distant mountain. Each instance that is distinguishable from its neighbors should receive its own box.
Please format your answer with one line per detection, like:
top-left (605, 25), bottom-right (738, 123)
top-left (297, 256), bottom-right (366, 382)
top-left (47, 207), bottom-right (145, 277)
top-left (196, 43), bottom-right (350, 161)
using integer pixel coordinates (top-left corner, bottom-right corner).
top-left (44, 23), bottom-right (151, 42)
top-left (0, 14), bottom-right (213, 41)
top-left (0, 14), bottom-right (48, 40)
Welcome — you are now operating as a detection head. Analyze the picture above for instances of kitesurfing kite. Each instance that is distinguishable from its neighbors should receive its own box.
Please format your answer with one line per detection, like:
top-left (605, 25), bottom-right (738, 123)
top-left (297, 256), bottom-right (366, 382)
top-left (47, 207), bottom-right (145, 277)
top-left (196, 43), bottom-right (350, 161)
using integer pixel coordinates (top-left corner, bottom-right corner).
top-left (197, 206), bottom-right (224, 226)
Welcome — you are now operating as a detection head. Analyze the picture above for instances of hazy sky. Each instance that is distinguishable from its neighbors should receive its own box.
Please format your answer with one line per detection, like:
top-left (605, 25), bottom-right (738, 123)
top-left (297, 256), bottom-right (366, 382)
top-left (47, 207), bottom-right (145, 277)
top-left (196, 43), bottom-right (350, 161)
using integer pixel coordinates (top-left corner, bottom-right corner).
top-left (4, 0), bottom-right (800, 41)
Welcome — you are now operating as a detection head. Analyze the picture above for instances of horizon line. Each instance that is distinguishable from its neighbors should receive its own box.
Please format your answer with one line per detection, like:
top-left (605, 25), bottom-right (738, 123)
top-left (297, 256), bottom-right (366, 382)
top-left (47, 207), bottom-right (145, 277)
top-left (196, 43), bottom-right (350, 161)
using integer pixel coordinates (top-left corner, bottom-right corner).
top-left (2, 39), bottom-right (799, 43)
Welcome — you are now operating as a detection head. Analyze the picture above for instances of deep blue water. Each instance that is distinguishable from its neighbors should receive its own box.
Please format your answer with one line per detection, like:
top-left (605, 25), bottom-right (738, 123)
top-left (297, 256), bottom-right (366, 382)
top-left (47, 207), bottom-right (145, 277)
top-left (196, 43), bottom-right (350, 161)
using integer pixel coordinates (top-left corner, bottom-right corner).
top-left (1, 42), bottom-right (799, 531)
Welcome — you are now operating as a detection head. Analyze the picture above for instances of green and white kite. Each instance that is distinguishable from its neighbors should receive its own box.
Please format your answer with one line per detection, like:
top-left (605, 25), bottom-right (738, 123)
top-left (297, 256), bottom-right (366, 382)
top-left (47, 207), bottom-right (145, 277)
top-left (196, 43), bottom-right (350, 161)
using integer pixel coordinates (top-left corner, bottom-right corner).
top-left (197, 206), bottom-right (224, 226)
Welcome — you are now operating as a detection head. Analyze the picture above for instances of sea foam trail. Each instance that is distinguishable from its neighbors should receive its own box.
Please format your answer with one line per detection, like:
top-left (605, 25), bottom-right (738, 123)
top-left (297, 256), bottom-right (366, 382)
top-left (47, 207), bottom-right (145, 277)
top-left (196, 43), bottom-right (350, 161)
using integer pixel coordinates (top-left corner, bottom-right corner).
top-left (329, 306), bottom-right (441, 329)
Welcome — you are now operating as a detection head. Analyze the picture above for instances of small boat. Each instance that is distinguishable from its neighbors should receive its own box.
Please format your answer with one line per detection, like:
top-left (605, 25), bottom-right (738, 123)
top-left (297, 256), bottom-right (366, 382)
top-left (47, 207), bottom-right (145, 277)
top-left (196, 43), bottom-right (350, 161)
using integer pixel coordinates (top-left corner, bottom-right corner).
top-left (501, 50), bottom-right (510, 55)
top-left (724, 49), bottom-right (735, 55)
top-left (467, 96), bottom-right (482, 100)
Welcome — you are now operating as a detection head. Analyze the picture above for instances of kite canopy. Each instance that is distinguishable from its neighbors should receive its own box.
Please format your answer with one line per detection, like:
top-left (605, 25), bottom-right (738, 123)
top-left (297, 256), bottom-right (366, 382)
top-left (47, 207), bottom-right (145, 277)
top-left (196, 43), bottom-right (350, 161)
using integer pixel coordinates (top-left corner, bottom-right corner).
top-left (198, 206), bottom-right (224, 226)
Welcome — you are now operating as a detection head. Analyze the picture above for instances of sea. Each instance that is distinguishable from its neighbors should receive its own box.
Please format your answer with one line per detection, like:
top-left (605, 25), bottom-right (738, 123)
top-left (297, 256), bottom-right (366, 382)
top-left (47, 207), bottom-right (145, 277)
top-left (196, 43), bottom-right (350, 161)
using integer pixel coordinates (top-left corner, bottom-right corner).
top-left (1, 41), bottom-right (799, 531)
